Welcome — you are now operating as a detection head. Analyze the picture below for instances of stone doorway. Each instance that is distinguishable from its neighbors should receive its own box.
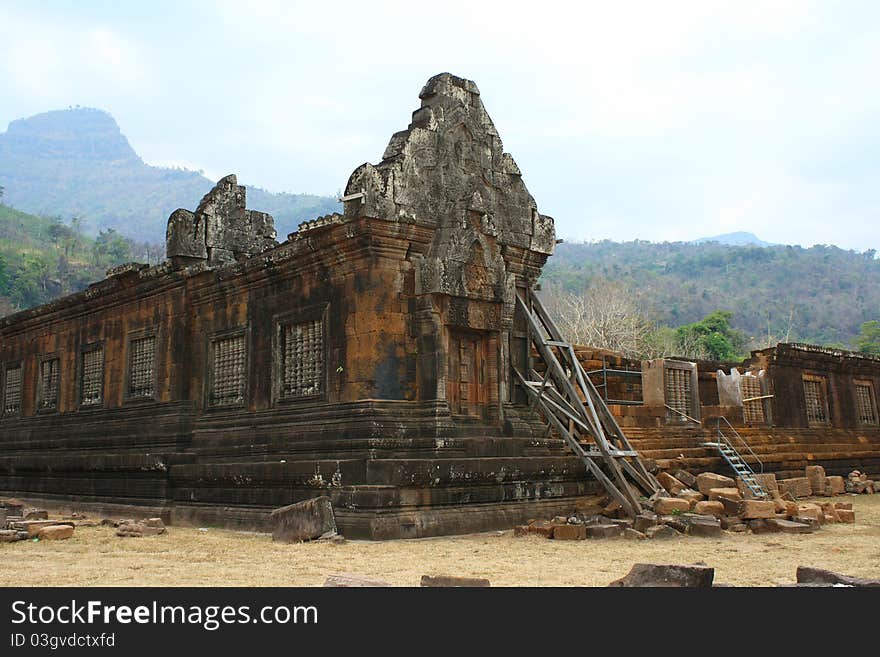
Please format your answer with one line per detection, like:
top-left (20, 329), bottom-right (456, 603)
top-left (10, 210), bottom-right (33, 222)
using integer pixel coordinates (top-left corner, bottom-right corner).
top-left (447, 329), bottom-right (490, 420)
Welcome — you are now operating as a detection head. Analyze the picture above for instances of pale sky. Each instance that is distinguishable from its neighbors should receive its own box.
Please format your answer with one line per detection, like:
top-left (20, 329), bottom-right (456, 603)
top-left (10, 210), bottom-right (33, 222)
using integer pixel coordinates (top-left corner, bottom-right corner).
top-left (1, 0), bottom-right (878, 250)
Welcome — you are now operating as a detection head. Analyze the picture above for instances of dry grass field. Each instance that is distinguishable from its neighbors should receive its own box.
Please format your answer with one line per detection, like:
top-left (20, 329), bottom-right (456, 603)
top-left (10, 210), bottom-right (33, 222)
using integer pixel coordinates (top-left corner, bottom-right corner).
top-left (2, 495), bottom-right (879, 587)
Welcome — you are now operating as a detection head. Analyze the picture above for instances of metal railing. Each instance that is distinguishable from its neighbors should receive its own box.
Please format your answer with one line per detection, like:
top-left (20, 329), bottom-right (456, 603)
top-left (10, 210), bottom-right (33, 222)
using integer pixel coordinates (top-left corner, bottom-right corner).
top-left (716, 415), bottom-right (763, 473)
top-left (663, 404), bottom-right (701, 426)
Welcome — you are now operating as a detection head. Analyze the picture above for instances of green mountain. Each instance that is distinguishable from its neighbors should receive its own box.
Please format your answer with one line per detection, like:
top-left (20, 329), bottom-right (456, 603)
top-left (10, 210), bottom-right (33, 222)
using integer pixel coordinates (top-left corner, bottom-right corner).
top-left (540, 240), bottom-right (880, 347)
top-left (0, 203), bottom-right (136, 315)
top-left (0, 108), bottom-right (341, 243)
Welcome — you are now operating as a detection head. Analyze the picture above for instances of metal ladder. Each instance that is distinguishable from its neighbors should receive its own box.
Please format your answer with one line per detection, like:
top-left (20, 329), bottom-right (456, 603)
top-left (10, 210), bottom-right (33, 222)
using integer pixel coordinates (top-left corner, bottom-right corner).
top-left (703, 416), bottom-right (768, 498)
top-left (513, 287), bottom-right (664, 518)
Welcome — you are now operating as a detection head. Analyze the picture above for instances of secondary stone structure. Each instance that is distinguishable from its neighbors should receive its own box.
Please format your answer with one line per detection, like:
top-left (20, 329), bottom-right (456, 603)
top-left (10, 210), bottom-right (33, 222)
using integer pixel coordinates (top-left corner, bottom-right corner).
top-left (0, 74), bottom-right (600, 538)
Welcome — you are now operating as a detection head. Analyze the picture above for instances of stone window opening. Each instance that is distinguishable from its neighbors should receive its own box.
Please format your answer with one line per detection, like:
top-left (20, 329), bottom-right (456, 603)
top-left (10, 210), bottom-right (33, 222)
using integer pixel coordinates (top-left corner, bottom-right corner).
top-left (38, 358), bottom-right (60, 411)
top-left (664, 366), bottom-right (692, 423)
top-left (127, 335), bottom-right (156, 399)
top-left (209, 332), bottom-right (247, 407)
top-left (802, 375), bottom-right (829, 425)
top-left (3, 363), bottom-right (23, 416)
top-left (741, 374), bottom-right (765, 424)
top-left (279, 317), bottom-right (324, 400)
top-left (854, 380), bottom-right (878, 425)
top-left (80, 346), bottom-right (104, 407)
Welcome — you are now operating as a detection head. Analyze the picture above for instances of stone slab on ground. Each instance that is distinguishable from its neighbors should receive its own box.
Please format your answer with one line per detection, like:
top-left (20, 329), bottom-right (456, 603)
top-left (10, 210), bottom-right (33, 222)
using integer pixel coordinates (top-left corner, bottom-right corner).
top-left (740, 499), bottom-right (776, 519)
top-left (646, 525), bottom-right (680, 540)
top-left (796, 566), bottom-right (880, 587)
top-left (766, 519), bottom-right (814, 534)
top-left (323, 574), bottom-right (391, 587)
top-left (584, 524), bottom-right (622, 539)
top-left (552, 524), bottom-right (586, 540)
top-left (37, 525), bottom-right (74, 540)
top-left (421, 575), bottom-right (491, 587)
top-left (270, 496), bottom-right (336, 543)
top-left (623, 528), bottom-right (646, 540)
top-left (608, 563), bottom-right (714, 587)
top-left (11, 520), bottom-right (74, 537)
top-left (685, 518), bottom-right (722, 537)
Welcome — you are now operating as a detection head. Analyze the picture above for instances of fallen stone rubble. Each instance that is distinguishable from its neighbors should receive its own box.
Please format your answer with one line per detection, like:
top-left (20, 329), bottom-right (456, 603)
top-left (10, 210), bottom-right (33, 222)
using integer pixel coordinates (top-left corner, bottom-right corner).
top-left (515, 464), bottom-right (870, 541)
top-left (606, 563), bottom-right (880, 587)
top-left (0, 499), bottom-right (170, 542)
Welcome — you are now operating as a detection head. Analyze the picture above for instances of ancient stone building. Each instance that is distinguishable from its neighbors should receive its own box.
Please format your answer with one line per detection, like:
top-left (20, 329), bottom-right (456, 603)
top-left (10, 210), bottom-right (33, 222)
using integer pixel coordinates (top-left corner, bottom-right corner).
top-left (0, 74), bottom-right (600, 538)
top-left (580, 344), bottom-right (880, 480)
top-left (3, 74), bottom-right (878, 537)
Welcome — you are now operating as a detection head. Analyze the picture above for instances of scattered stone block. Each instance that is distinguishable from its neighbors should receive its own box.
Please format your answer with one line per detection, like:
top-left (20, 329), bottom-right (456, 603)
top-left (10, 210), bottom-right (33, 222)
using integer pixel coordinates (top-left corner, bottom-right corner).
top-left (827, 476), bottom-right (846, 495)
top-left (0, 529), bottom-right (24, 543)
top-left (747, 519), bottom-right (779, 534)
top-left (657, 472), bottom-right (687, 495)
top-left (675, 489), bottom-right (704, 508)
top-left (37, 525), bottom-right (74, 540)
top-left (646, 525), bottom-right (680, 540)
top-left (685, 518), bottom-right (722, 537)
top-left (837, 509), bottom-right (855, 523)
top-left (654, 497), bottom-right (690, 515)
top-left (623, 528), bottom-right (646, 540)
top-left (708, 487), bottom-right (742, 501)
top-left (766, 519), bottom-right (814, 534)
top-left (778, 477), bottom-right (812, 498)
top-left (718, 496), bottom-right (743, 517)
top-left (13, 520), bottom-right (73, 538)
top-left (806, 465), bottom-right (828, 495)
top-left (796, 566), bottom-right (880, 587)
top-left (23, 509), bottom-right (48, 520)
top-left (693, 501), bottom-right (724, 517)
top-left (738, 473), bottom-right (779, 499)
top-left (116, 520), bottom-right (166, 538)
top-left (421, 575), bottom-right (491, 587)
top-left (270, 496), bottom-right (336, 543)
top-left (608, 563), bottom-right (714, 587)
top-left (720, 516), bottom-right (740, 530)
top-left (323, 574), bottom-right (391, 587)
top-left (552, 524), bottom-right (586, 540)
top-left (697, 472), bottom-right (736, 495)
top-left (793, 516), bottom-right (821, 531)
top-left (633, 512), bottom-right (658, 534)
top-left (833, 501), bottom-right (852, 510)
top-left (819, 502), bottom-right (840, 523)
top-left (796, 503), bottom-right (823, 523)
top-left (740, 499), bottom-right (776, 519)
top-left (673, 470), bottom-right (698, 488)
top-left (526, 520), bottom-right (555, 538)
top-left (584, 524), bottom-right (622, 539)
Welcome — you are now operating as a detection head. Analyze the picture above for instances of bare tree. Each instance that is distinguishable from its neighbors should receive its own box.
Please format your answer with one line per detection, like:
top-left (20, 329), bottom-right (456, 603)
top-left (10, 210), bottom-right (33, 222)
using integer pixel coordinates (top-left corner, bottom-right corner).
top-left (541, 278), bottom-right (654, 357)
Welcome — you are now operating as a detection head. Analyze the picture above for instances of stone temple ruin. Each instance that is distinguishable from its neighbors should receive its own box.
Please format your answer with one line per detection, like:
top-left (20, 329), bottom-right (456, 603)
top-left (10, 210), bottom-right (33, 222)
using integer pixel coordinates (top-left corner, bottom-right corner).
top-left (0, 73), bottom-right (878, 540)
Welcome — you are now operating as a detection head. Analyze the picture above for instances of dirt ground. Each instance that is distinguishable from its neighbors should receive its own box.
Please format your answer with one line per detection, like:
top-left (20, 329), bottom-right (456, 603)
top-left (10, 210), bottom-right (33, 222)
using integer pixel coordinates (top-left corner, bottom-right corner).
top-left (2, 495), bottom-right (879, 587)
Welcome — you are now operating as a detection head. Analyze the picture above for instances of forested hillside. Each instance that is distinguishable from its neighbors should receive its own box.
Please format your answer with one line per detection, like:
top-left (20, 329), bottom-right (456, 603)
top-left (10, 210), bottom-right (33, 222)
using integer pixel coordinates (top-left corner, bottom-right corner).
top-left (540, 240), bottom-right (880, 348)
top-left (0, 108), bottom-right (340, 243)
top-left (0, 202), bottom-right (147, 316)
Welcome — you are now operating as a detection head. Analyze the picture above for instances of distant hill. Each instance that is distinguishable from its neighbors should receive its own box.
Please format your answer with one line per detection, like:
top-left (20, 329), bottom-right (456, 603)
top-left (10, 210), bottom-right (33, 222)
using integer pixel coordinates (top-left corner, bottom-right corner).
top-left (0, 202), bottom-right (137, 315)
top-left (692, 231), bottom-right (776, 247)
top-left (540, 240), bottom-right (880, 347)
top-left (0, 108), bottom-right (340, 243)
